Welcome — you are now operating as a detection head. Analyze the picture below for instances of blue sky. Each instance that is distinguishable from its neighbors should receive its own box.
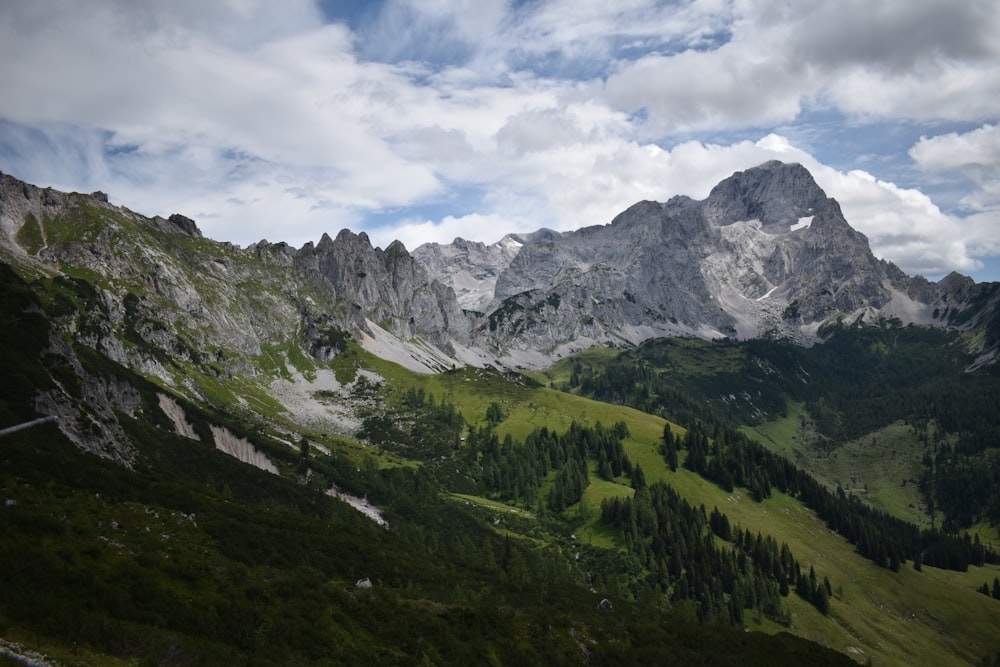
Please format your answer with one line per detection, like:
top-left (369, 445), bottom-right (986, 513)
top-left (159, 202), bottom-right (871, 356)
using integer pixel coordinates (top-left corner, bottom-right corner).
top-left (1, 0), bottom-right (998, 281)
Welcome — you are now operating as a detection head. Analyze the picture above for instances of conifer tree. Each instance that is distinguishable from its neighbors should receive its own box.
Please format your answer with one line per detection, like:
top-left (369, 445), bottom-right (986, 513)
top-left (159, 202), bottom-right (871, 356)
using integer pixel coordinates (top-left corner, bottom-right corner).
top-left (631, 463), bottom-right (647, 490)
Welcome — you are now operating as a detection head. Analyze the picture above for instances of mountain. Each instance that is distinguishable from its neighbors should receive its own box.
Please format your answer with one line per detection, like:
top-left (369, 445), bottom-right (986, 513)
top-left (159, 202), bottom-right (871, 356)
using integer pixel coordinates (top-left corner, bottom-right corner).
top-left (411, 231), bottom-right (549, 312)
top-left (2, 162), bottom-right (998, 459)
top-left (3, 166), bottom-right (1000, 666)
top-left (3, 162), bottom-right (998, 380)
top-left (415, 161), bottom-right (999, 367)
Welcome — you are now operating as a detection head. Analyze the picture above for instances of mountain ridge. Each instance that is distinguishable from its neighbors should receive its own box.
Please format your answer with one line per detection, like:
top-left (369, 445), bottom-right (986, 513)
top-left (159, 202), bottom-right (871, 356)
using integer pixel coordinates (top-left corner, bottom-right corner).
top-left (415, 161), bottom-right (998, 366)
top-left (2, 162), bottom-right (998, 379)
top-left (3, 166), bottom-right (1000, 666)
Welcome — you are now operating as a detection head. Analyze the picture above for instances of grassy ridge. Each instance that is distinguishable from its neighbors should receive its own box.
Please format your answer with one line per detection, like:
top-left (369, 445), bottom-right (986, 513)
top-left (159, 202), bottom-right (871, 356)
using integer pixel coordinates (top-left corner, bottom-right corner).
top-left (746, 406), bottom-right (934, 526)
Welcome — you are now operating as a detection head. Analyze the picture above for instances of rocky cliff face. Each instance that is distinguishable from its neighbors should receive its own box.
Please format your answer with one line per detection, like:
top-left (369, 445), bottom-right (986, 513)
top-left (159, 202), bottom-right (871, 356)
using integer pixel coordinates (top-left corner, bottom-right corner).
top-left (415, 161), bottom-right (998, 365)
top-left (412, 230), bottom-right (557, 312)
top-left (2, 162), bottom-right (997, 390)
top-left (0, 172), bottom-right (465, 374)
top-left (7, 162), bottom-right (996, 467)
top-left (296, 231), bottom-right (468, 348)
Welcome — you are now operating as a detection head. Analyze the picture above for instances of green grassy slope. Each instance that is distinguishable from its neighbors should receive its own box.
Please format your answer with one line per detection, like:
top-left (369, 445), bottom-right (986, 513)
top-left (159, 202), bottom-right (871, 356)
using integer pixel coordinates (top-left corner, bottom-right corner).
top-left (344, 350), bottom-right (1000, 666)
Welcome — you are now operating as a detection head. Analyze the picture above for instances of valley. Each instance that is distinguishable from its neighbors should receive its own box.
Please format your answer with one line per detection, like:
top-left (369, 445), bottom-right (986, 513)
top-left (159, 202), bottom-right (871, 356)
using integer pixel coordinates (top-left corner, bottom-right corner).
top-left (2, 166), bottom-right (1000, 665)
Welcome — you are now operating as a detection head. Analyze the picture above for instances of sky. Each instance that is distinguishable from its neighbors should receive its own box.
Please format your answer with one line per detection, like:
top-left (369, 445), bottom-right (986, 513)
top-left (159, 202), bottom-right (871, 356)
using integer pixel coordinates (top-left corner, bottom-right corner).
top-left (0, 0), bottom-right (998, 282)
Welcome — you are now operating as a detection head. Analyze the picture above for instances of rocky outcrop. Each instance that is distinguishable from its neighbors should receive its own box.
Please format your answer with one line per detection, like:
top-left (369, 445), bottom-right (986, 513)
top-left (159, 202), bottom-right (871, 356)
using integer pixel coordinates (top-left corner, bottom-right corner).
top-left (210, 425), bottom-right (279, 474)
top-left (412, 231), bottom-right (552, 312)
top-left (416, 160), bottom-right (998, 364)
top-left (295, 230), bottom-right (469, 346)
top-left (148, 213), bottom-right (203, 238)
top-left (1, 163), bottom-right (997, 380)
top-left (158, 393), bottom-right (199, 440)
top-left (33, 331), bottom-right (141, 466)
top-left (703, 160), bottom-right (829, 230)
top-left (167, 213), bottom-right (201, 237)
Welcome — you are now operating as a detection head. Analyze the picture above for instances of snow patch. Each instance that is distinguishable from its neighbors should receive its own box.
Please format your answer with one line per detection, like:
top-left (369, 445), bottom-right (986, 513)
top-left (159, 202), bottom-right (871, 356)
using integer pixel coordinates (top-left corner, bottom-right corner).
top-left (790, 216), bottom-right (813, 232)
top-left (499, 235), bottom-right (524, 252)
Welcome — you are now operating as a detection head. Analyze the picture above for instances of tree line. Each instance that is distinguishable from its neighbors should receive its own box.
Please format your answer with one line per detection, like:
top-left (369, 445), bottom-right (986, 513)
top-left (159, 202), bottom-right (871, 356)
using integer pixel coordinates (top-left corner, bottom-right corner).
top-left (565, 326), bottom-right (1000, 552)
top-left (665, 422), bottom-right (999, 572)
top-left (465, 419), bottom-right (632, 511)
top-left (601, 482), bottom-right (833, 625)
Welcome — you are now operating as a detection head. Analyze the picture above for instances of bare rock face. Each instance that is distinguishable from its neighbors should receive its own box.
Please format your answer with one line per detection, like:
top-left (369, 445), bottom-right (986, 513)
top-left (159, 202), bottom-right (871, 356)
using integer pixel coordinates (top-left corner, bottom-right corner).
top-left (210, 425), bottom-right (279, 474)
top-left (1, 161), bottom-right (997, 382)
top-left (295, 230), bottom-right (469, 346)
top-left (0, 172), bottom-right (66, 254)
top-left (416, 161), bottom-right (998, 363)
top-left (147, 213), bottom-right (203, 238)
top-left (412, 233), bottom-right (532, 312)
top-left (703, 160), bottom-right (829, 230)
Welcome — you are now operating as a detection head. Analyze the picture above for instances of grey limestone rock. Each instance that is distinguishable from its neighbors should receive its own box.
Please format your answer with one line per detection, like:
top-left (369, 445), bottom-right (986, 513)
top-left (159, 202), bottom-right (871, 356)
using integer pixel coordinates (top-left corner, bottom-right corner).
top-left (417, 160), bottom-right (998, 362)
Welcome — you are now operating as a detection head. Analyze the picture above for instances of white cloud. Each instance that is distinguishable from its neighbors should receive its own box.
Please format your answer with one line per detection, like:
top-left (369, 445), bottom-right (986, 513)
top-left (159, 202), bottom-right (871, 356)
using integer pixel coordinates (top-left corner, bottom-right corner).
top-left (605, 48), bottom-right (807, 134)
top-left (818, 168), bottom-right (981, 276)
top-left (910, 124), bottom-right (1000, 172)
top-left (370, 212), bottom-right (527, 252)
top-left (908, 124), bottom-right (1000, 264)
top-left (0, 1), bottom-right (997, 280)
top-left (603, 0), bottom-right (1000, 133)
top-left (0, 2), bottom-right (444, 227)
top-left (910, 124), bottom-right (1000, 211)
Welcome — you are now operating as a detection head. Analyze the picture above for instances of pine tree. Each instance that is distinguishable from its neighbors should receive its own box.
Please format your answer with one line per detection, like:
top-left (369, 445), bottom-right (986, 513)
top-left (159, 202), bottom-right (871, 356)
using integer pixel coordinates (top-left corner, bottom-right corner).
top-left (486, 401), bottom-right (505, 427)
top-left (597, 447), bottom-right (613, 480)
top-left (482, 538), bottom-right (498, 572)
top-left (815, 585), bottom-right (830, 615)
top-left (631, 463), bottom-right (647, 490)
top-left (663, 431), bottom-right (679, 471)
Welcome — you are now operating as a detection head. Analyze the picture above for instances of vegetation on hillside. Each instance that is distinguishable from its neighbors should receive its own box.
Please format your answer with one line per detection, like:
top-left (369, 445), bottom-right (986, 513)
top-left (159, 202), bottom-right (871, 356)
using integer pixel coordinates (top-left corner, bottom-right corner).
top-left (4, 259), bottom-right (1000, 665)
top-left (554, 323), bottom-right (1000, 535)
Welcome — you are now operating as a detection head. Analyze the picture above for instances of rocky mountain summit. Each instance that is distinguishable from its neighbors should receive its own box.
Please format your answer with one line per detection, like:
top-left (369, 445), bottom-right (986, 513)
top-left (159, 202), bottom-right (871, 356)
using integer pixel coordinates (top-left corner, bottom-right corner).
top-left (1, 162), bottom-right (998, 462)
top-left (1, 162), bottom-right (998, 384)
top-left (412, 229), bottom-right (559, 312)
top-left (416, 161), bottom-right (999, 367)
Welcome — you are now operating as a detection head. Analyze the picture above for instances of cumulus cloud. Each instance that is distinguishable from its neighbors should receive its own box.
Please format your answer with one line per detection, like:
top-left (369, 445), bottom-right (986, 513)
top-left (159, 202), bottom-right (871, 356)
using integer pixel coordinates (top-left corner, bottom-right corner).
top-left (910, 124), bottom-right (1000, 210)
top-left (604, 0), bottom-right (1000, 133)
top-left (908, 124), bottom-right (1000, 263)
top-left (0, 2), bottom-right (444, 236)
top-left (0, 0), bottom-right (997, 279)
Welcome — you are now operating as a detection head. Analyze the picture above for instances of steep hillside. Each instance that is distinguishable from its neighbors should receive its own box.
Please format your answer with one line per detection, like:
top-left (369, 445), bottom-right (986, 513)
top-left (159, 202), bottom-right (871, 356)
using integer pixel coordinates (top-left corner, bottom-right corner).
top-left (0, 262), bottom-right (863, 666)
top-left (2, 258), bottom-right (999, 665)
top-left (550, 324), bottom-right (1000, 539)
